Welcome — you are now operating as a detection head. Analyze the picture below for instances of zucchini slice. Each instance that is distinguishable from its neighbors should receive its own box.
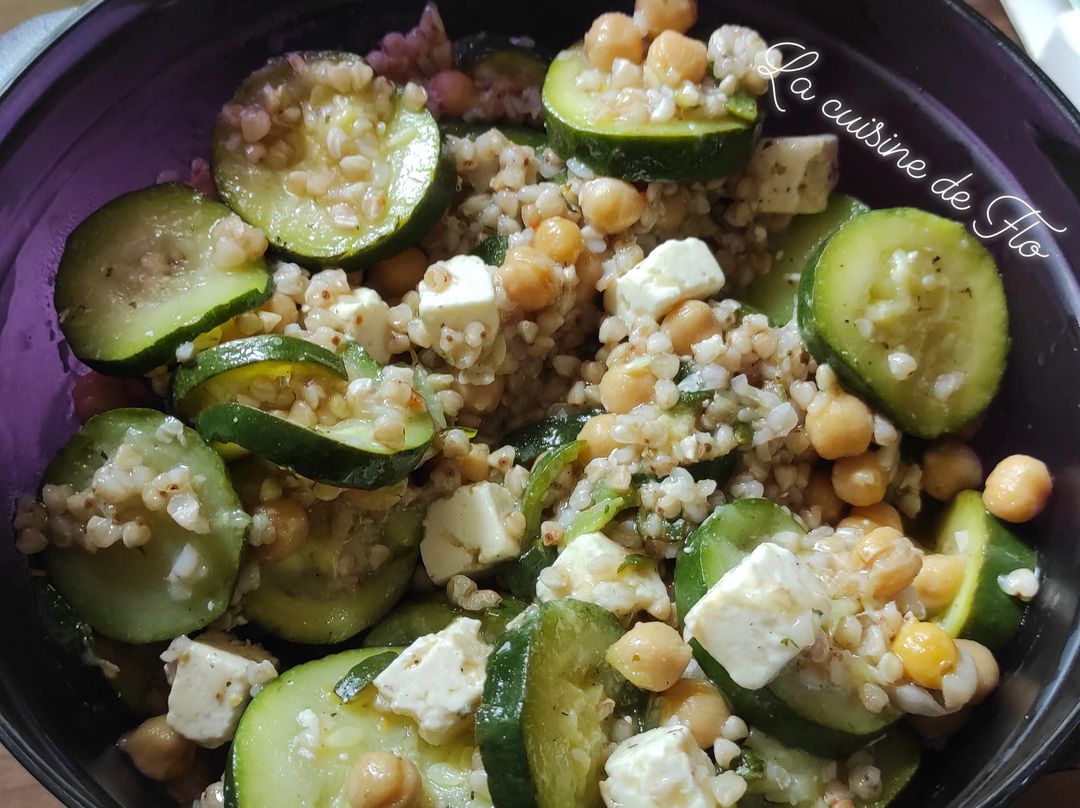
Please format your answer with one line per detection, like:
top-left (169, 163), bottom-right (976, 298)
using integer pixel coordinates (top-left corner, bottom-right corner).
top-left (225, 648), bottom-right (486, 808)
top-left (43, 409), bottom-right (248, 643)
top-left (181, 337), bottom-right (435, 489)
top-left (364, 594), bottom-right (527, 648)
top-left (477, 599), bottom-right (635, 808)
top-left (55, 184), bottom-right (273, 375)
top-left (741, 729), bottom-right (920, 808)
top-left (171, 335), bottom-right (347, 417)
top-left (932, 490), bottom-right (1037, 650)
top-left (675, 499), bottom-right (898, 756)
top-left (542, 47), bottom-right (761, 182)
top-left (742, 194), bottom-right (870, 325)
top-left (243, 504), bottom-right (423, 644)
top-left (454, 34), bottom-right (549, 87)
top-left (500, 407), bottom-right (600, 468)
top-left (213, 51), bottom-right (454, 269)
top-left (797, 208), bottom-right (1008, 438)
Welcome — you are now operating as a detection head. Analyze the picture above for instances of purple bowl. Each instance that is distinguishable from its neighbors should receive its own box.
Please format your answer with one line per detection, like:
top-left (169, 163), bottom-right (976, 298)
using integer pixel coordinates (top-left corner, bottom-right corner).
top-left (1, 1), bottom-right (1080, 806)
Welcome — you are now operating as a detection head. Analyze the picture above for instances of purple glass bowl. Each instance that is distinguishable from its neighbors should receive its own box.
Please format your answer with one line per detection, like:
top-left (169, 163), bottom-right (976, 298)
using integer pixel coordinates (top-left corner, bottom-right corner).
top-left (2, 1), bottom-right (1080, 806)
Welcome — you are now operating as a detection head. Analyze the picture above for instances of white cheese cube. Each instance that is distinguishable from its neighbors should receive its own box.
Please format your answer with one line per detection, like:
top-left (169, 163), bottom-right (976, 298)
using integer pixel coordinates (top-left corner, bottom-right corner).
top-left (373, 617), bottom-right (491, 745)
top-left (536, 531), bottom-right (670, 620)
top-left (420, 482), bottom-right (522, 584)
top-left (738, 135), bottom-right (839, 214)
top-left (683, 542), bottom-right (831, 690)
top-left (604, 238), bottom-right (725, 326)
top-left (330, 287), bottom-right (391, 363)
top-left (600, 725), bottom-right (725, 808)
top-left (161, 633), bottom-right (278, 748)
top-left (418, 254), bottom-right (500, 337)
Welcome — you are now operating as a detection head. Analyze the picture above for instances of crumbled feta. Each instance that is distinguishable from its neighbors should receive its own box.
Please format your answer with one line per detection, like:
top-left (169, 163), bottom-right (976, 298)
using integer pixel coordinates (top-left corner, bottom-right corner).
top-left (535, 531), bottom-right (671, 620)
top-left (604, 238), bottom-right (725, 326)
top-left (161, 633), bottom-right (278, 748)
top-left (418, 255), bottom-right (499, 336)
top-left (998, 567), bottom-right (1040, 601)
top-left (420, 482), bottom-right (523, 584)
top-left (373, 617), bottom-right (491, 745)
top-left (330, 286), bottom-right (391, 363)
top-left (683, 542), bottom-right (831, 690)
top-left (738, 135), bottom-right (839, 214)
top-left (601, 725), bottom-right (742, 808)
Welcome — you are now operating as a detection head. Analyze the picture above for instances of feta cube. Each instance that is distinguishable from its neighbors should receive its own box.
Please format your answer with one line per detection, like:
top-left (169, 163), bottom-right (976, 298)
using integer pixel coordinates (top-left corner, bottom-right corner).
top-left (604, 238), bottom-right (725, 326)
top-left (330, 287), bottom-right (391, 363)
top-left (373, 617), bottom-right (491, 744)
top-left (420, 482), bottom-right (522, 584)
top-left (418, 254), bottom-right (500, 337)
top-left (600, 725), bottom-right (726, 808)
top-left (683, 542), bottom-right (831, 690)
top-left (737, 135), bottom-right (839, 214)
top-left (161, 633), bottom-right (278, 748)
top-left (535, 531), bottom-right (670, 620)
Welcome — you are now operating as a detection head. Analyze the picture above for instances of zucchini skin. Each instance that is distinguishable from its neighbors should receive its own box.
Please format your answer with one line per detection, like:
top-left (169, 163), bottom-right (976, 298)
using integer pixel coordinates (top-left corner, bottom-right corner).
top-left (544, 108), bottom-right (762, 184)
top-left (476, 606), bottom-right (540, 808)
top-left (196, 402), bottom-right (431, 490)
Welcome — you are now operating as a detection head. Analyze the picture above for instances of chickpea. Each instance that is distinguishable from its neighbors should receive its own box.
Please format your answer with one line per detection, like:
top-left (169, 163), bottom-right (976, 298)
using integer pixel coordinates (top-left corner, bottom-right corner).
top-left (852, 527), bottom-right (923, 600)
top-left (574, 251), bottom-right (604, 304)
top-left (454, 375), bottom-right (506, 415)
top-left (831, 451), bottom-right (890, 507)
top-left (346, 752), bottom-right (423, 808)
top-left (497, 246), bottom-right (560, 313)
top-left (118, 716), bottom-right (196, 782)
top-left (839, 502), bottom-right (904, 533)
top-left (645, 30), bottom-right (708, 86)
top-left (804, 389), bottom-right (874, 460)
top-left (599, 362), bottom-right (657, 413)
top-left (892, 621), bottom-right (959, 691)
top-left (459, 446), bottom-right (490, 483)
top-left (983, 454), bottom-right (1053, 523)
top-left (658, 678), bottom-right (731, 748)
top-left (913, 554), bottom-right (966, 614)
top-left (803, 468), bottom-right (845, 525)
top-left (606, 622), bottom-right (691, 692)
top-left (922, 440), bottom-right (983, 501)
top-left (578, 413), bottom-right (620, 464)
top-left (534, 217), bottom-right (584, 265)
top-left (660, 300), bottom-right (721, 356)
top-left (253, 498), bottom-right (309, 563)
top-left (427, 70), bottom-right (479, 119)
top-left (635, 0), bottom-right (697, 36)
top-left (368, 248), bottom-right (428, 300)
top-left (955, 639), bottom-right (1000, 705)
top-left (583, 12), bottom-right (644, 71)
top-left (579, 178), bottom-right (646, 235)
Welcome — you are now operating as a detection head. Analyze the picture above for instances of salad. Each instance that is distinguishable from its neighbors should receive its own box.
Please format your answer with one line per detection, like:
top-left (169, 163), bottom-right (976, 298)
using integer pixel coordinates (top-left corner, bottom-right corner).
top-left (11, 2), bottom-right (1051, 807)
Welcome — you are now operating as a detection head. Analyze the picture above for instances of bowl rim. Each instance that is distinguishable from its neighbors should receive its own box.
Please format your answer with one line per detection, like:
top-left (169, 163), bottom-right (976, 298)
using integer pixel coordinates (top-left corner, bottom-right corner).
top-left (0, 1), bottom-right (1079, 807)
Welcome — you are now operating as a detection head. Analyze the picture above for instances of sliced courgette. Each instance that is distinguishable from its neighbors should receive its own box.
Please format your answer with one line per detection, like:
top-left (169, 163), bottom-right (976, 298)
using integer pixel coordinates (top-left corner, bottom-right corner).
top-left (542, 47), bottom-right (761, 182)
top-left (742, 194), bottom-right (869, 325)
top-left (477, 599), bottom-right (634, 808)
top-left (243, 504), bottom-right (422, 644)
top-left (364, 594), bottom-right (527, 648)
top-left (55, 183), bottom-right (273, 375)
top-left (198, 402), bottom-right (433, 490)
top-left (171, 335), bottom-right (347, 417)
top-left (675, 499), bottom-right (898, 756)
top-left (213, 51), bottom-right (454, 269)
top-left (797, 208), bottom-right (1008, 438)
top-left (43, 409), bottom-right (248, 643)
top-left (501, 407), bottom-right (601, 468)
top-left (454, 34), bottom-right (549, 86)
top-left (932, 490), bottom-right (1037, 651)
top-left (741, 729), bottom-right (920, 808)
top-left (225, 648), bottom-right (485, 808)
